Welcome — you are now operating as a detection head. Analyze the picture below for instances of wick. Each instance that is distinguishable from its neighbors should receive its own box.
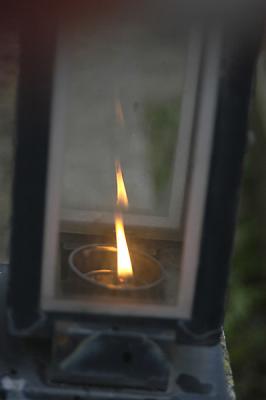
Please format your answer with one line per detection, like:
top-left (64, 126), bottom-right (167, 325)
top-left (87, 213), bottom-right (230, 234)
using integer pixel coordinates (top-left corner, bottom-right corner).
top-left (118, 274), bottom-right (135, 287)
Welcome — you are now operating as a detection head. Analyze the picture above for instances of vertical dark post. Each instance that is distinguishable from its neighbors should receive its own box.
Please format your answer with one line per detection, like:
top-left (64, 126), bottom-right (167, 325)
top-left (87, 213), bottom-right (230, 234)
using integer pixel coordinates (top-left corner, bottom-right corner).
top-left (8, 4), bottom-right (56, 332)
top-left (190, 26), bottom-right (262, 338)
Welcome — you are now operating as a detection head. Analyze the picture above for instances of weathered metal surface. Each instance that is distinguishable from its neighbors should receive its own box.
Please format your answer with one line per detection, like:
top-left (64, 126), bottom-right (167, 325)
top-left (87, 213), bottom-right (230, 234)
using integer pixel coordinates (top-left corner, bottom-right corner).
top-left (0, 265), bottom-right (235, 400)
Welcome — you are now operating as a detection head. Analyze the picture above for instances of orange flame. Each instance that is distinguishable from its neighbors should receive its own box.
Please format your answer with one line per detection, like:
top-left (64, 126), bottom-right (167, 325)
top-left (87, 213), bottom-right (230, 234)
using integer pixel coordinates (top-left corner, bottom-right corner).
top-left (115, 161), bottom-right (133, 280)
top-left (115, 160), bottom-right (128, 208)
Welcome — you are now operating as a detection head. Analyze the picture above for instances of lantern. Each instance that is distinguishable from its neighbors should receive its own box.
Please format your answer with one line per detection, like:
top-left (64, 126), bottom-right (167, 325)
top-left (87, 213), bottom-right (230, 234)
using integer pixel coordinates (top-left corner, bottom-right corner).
top-left (2, 1), bottom-right (262, 399)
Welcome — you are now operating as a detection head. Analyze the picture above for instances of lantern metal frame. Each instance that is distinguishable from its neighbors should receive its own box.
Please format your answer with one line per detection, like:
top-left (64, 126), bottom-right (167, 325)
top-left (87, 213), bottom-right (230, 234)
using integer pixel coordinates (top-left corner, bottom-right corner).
top-left (7, 6), bottom-right (260, 339)
top-left (40, 29), bottom-right (221, 321)
top-left (1, 2), bottom-right (263, 400)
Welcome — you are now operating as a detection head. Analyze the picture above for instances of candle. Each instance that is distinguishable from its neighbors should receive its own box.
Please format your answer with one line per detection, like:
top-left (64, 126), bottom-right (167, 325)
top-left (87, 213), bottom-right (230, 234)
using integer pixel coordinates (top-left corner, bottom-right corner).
top-left (69, 244), bottom-right (164, 291)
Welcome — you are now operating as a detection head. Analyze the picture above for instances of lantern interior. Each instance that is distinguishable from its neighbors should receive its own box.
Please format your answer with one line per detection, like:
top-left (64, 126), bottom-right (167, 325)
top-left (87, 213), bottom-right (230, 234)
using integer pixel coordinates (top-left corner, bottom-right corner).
top-left (41, 1), bottom-right (202, 318)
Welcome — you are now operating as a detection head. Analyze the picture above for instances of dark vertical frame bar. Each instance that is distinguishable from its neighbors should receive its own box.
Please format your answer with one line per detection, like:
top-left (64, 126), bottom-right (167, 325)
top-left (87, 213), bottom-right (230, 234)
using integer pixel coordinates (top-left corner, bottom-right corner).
top-left (7, 5), bottom-right (56, 332)
top-left (188, 25), bottom-right (262, 338)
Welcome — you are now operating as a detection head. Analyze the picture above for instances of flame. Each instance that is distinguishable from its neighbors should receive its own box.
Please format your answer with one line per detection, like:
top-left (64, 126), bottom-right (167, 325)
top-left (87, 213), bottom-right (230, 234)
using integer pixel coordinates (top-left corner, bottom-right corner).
top-left (115, 161), bottom-right (133, 280)
top-left (115, 160), bottom-right (128, 208)
top-left (115, 213), bottom-right (133, 280)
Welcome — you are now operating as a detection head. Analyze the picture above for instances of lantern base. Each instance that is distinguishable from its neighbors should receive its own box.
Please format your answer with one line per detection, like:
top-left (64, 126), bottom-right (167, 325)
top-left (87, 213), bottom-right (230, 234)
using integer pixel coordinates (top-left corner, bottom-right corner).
top-left (1, 263), bottom-right (233, 400)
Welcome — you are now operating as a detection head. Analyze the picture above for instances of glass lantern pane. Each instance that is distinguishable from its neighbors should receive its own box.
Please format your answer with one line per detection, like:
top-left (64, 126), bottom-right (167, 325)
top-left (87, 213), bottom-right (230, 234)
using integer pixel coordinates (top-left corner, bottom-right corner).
top-left (41, 1), bottom-right (199, 318)
top-left (59, 4), bottom-right (188, 232)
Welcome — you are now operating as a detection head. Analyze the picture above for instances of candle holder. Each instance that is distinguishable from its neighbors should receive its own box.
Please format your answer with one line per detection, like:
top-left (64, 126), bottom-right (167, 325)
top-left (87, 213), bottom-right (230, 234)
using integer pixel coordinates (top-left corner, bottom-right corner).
top-left (69, 244), bottom-right (164, 291)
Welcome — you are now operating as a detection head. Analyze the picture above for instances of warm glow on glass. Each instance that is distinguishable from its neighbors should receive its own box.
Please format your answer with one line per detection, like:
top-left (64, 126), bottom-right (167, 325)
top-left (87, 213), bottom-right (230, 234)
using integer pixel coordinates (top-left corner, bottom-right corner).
top-left (115, 160), bottom-right (128, 208)
top-left (115, 98), bottom-right (125, 127)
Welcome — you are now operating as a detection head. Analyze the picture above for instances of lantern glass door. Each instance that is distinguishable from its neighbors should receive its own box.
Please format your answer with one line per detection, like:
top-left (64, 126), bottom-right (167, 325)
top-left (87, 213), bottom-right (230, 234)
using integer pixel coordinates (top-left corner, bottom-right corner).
top-left (41, 1), bottom-right (203, 318)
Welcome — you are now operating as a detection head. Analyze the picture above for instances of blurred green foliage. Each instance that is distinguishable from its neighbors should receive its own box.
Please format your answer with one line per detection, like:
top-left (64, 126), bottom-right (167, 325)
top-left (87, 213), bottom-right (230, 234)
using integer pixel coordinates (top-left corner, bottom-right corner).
top-left (144, 99), bottom-right (180, 197)
top-left (0, 34), bottom-right (17, 262)
top-left (225, 108), bottom-right (266, 399)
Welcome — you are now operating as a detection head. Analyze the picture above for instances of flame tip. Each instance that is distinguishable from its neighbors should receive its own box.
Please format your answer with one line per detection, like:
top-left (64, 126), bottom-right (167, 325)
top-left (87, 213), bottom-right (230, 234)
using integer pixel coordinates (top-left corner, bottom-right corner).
top-left (115, 160), bottom-right (129, 208)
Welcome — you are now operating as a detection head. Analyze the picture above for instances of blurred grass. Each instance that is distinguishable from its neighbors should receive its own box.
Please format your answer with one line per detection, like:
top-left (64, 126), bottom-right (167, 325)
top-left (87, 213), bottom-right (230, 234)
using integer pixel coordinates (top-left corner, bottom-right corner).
top-left (225, 104), bottom-right (266, 399)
